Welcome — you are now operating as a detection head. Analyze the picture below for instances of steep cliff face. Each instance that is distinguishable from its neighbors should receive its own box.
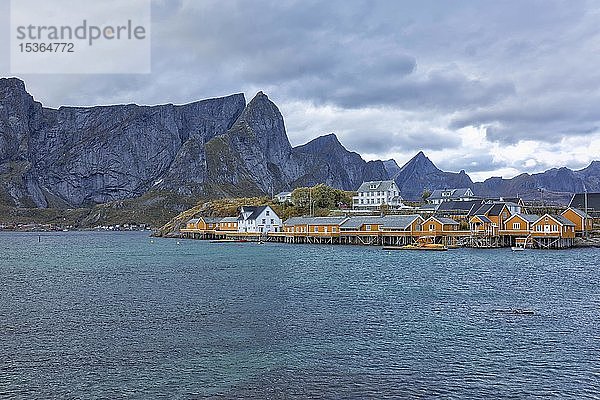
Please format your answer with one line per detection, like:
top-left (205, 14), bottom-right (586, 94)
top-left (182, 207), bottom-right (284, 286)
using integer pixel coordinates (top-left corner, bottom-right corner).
top-left (204, 95), bottom-right (388, 195)
top-left (392, 152), bottom-right (473, 200)
top-left (0, 77), bottom-right (245, 207)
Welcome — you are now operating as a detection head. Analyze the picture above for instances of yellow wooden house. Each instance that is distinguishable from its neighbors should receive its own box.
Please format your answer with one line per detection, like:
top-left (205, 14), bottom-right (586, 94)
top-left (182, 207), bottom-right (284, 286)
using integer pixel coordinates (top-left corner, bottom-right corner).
top-left (560, 207), bottom-right (593, 235)
top-left (530, 214), bottom-right (576, 238)
top-left (217, 216), bottom-right (239, 231)
top-left (284, 216), bottom-right (348, 236)
top-left (500, 214), bottom-right (540, 235)
top-left (422, 216), bottom-right (460, 235)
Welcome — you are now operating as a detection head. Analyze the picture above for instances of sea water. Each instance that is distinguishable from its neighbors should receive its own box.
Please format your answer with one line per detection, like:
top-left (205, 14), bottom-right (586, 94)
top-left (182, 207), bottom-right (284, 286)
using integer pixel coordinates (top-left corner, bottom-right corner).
top-left (1, 232), bottom-right (599, 398)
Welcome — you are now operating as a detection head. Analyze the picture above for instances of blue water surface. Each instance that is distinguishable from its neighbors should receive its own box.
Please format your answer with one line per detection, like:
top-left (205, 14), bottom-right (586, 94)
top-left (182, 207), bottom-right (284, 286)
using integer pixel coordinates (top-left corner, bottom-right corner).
top-left (0, 231), bottom-right (599, 399)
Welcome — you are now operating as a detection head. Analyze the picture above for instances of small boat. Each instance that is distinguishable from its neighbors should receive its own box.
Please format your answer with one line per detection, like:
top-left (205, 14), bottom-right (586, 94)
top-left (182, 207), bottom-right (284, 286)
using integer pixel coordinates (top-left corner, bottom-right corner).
top-left (512, 237), bottom-right (529, 251)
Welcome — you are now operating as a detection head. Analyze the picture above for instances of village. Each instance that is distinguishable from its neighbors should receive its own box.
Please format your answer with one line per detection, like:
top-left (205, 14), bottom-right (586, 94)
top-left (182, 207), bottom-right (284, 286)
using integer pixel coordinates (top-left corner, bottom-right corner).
top-left (180, 180), bottom-right (599, 250)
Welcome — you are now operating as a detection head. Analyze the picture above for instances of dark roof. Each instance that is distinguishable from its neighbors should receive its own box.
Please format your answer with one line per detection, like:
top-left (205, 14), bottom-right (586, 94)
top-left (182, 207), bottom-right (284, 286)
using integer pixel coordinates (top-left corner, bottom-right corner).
top-left (569, 193), bottom-right (600, 212)
top-left (219, 216), bottom-right (238, 223)
top-left (437, 199), bottom-right (484, 214)
top-left (473, 203), bottom-right (507, 216)
top-left (471, 215), bottom-right (492, 223)
top-left (238, 206), bottom-right (270, 221)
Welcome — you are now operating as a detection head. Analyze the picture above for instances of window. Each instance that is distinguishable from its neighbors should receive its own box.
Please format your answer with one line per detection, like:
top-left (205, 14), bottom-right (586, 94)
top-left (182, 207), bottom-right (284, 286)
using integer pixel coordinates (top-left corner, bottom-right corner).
top-left (262, 219), bottom-right (266, 224)
top-left (314, 227), bottom-right (318, 232)
top-left (270, 219), bottom-right (274, 224)
top-left (429, 224), bottom-right (435, 231)
top-left (332, 227), bottom-right (337, 232)
top-left (324, 227), bottom-right (328, 233)
top-left (366, 225), bottom-right (371, 231)
top-left (513, 223), bottom-right (520, 230)
top-left (266, 210), bottom-right (270, 216)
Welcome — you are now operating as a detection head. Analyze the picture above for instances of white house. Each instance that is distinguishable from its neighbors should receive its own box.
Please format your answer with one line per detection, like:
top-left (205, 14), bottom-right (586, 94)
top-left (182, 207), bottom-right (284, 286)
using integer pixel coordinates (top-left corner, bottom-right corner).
top-left (428, 188), bottom-right (477, 205)
top-left (237, 205), bottom-right (282, 233)
top-left (274, 191), bottom-right (293, 203)
top-left (352, 180), bottom-right (404, 210)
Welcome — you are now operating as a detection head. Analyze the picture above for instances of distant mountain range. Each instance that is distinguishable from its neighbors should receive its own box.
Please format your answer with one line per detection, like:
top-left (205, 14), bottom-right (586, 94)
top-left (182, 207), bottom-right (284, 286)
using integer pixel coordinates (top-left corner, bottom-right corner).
top-left (0, 77), bottom-right (598, 210)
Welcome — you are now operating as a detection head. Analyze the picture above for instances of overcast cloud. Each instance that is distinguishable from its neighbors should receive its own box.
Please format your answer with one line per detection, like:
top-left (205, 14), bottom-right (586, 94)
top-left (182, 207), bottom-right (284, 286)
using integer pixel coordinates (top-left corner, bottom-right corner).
top-left (1, 0), bottom-right (599, 182)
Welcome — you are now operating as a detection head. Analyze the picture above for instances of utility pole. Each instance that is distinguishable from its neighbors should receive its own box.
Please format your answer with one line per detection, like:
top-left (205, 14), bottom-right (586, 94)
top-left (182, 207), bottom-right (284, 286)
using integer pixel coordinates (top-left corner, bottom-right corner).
top-left (584, 185), bottom-right (589, 239)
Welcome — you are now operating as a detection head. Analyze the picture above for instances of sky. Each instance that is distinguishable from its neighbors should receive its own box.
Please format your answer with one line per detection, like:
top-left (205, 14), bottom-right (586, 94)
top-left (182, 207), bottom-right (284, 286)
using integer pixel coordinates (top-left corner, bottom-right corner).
top-left (1, 0), bottom-right (599, 182)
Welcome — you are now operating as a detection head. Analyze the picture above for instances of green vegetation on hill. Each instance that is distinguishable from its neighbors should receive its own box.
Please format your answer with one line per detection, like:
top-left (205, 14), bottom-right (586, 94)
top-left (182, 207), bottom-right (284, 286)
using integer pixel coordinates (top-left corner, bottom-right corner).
top-left (155, 184), bottom-right (355, 237)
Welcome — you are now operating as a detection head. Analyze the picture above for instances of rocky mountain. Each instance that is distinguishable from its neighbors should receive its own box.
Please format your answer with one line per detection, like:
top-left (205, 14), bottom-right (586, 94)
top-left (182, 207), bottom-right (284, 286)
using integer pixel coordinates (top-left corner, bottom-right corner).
top-left (1, 77), bottom-right (599, 214)
top-left (382, 159), bottom-right (401, 177)
top-left (0, 77), bottom-right (247, 208)
top-left (390, 152), bottom-right (473, 200)
top-left (0, 78), bottom-right (387, 209)
top-left (472, 162), bottom-right (600, 204)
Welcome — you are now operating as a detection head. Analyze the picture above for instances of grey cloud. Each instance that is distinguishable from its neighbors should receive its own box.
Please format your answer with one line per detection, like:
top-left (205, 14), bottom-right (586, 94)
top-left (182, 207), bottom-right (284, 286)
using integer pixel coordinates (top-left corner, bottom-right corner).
top-left (2, 0), bottom-right (599, 178)
top-left (437, 154), bottom-right (508, 174)
top-left (341, 129), bottom-right (461, 155)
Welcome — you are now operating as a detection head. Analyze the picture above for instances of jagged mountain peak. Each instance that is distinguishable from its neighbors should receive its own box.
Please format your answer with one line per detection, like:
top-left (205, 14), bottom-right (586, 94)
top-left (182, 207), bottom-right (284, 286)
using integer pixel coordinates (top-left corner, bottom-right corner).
top-left (299, 133), bottom-right (346, 152)
top-left (399, 151), bottom-right (440, 175)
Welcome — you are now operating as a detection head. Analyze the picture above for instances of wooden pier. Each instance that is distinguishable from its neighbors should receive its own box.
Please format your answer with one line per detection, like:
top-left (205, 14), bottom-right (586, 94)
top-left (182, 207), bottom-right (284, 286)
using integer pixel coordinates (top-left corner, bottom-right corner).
top-left (180, 228), bottom-right (575, 249)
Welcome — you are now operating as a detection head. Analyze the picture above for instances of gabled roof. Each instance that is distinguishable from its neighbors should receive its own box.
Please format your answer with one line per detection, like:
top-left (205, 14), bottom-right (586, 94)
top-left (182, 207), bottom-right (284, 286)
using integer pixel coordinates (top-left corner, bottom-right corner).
top-left (569, 193), bottom-right (600, 211)
top-left (438, 199), bottom-right (484, 214)
top-left (533, 214), bottom-right (576, 226)
top-left (505, 213), bottom-right (540, 224)
top-left (554, 215), bottom-right (576, 226)
top-left (238, 205), bottom-right (271, 221)
top-left (471, 215), bottom-right (492, 223)
top-left (340, 216), bottom-right (384, 229)
top-left (187, 218), bottom-right (200, 224)
top-left (379, 215), bottom-right (423, 229)
top-left (473, 203), bottom-right (508, 216)
top-left (426, 216), bottom-right (459, 225)
top-left (429, 188), bottom-right (474, 200)
top-left (356, 180), bottom-right (396, 192)
top-left (563, 207), bottom-right (591, 219)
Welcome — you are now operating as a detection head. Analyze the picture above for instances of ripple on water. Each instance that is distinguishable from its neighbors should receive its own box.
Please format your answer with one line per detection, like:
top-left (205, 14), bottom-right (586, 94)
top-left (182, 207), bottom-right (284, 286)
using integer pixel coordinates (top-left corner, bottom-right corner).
top-left (0, 233), bottom-right (599, 399)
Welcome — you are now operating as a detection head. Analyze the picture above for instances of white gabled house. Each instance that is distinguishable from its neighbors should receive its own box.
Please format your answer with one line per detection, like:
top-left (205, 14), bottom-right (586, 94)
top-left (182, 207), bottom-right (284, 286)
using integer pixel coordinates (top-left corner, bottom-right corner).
top-left (237, 205), bottom-right (282, 233)
top-left (428, 188), bottom-right (477, 204)
top-left (352, 180), bottom-right (404, 210)
top-left (274, 191), bottom-right (293, 203)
